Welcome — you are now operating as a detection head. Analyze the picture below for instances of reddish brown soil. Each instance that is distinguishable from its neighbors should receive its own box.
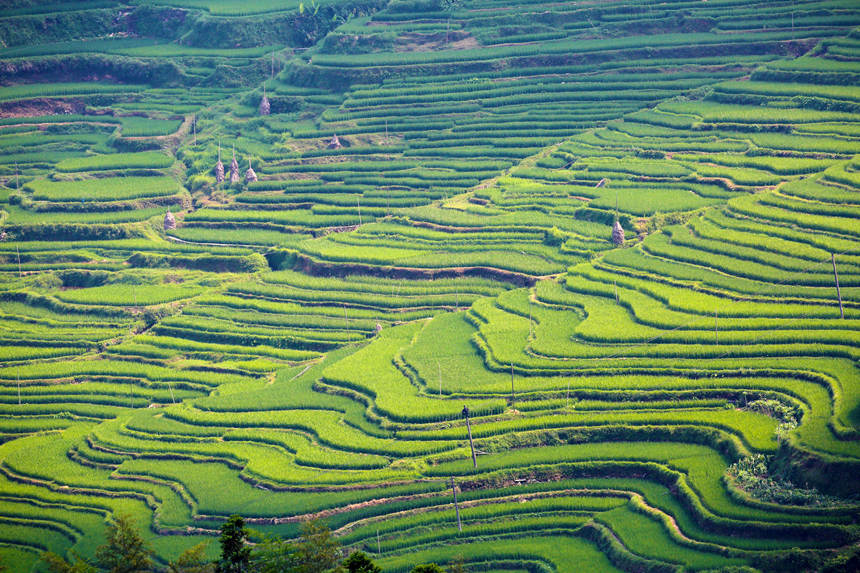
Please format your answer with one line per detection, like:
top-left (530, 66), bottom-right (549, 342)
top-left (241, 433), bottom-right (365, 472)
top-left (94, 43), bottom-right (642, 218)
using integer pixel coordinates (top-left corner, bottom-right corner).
top-left (0, 98), bottom-right (87, 118)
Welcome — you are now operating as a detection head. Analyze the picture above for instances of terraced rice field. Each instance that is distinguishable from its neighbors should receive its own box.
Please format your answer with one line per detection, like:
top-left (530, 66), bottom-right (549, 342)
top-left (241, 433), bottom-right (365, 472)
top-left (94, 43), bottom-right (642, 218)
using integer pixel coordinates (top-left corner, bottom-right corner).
top-left (0, 0), bottom-right (859, 571)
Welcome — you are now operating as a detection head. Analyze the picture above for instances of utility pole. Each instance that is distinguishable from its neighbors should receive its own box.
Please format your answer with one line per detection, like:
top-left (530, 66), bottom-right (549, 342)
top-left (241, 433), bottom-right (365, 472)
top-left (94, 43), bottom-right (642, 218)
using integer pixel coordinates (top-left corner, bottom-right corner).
top-left (450, 476), bottom-right (462, 532)
top-left (714, 310), bottom-right (718, 343)
top-left (462, 405), bottom-right (477, 470)
top-left (614, 280), bottom-right (618, 303)
top-left (16, 244), bottom-right (22, 278)
top-left (15, 162), bottom-right (19, 190)
top-left (376, 529), bottom-right (381, 554)
top-left (16, 368), bottom-right (21, 406)
top-left (192, 115), bottom-right (196, 146)
top-left (832, 253), bottom-right (844, 319)
top-left (357, 195), bottom-right (362, 225)
top-left (510, 362), bottom-right (515, 405)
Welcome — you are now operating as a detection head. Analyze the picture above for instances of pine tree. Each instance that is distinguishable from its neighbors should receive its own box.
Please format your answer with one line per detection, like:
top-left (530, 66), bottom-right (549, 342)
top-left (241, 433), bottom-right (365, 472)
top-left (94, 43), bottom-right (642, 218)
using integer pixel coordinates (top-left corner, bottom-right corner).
top-left (216, 515), bottom-right (251, 573)
top-left (94, 514), bottom-right (154, 573)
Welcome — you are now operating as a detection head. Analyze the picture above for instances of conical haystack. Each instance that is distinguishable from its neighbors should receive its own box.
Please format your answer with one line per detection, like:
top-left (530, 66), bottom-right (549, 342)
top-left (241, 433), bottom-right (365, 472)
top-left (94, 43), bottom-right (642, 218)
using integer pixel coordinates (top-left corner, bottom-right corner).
top-left (327, 133), bottom-right (342, 149)
top-left (164, 209), bottom-right (176, 231)
top-left (214, 142), bottom-right (225, 183)
top-left (611, 220), bottom-right (625, 246)
top-left (245, 158), bottom-right (258, 183)
top-left (229, 147), bottom-right (240, 184)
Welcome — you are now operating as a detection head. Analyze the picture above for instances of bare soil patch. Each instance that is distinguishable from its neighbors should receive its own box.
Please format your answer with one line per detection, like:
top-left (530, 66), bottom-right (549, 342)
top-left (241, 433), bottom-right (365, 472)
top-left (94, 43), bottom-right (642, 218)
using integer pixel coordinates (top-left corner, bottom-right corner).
top-left (0, 97), bottom-right (87, 118)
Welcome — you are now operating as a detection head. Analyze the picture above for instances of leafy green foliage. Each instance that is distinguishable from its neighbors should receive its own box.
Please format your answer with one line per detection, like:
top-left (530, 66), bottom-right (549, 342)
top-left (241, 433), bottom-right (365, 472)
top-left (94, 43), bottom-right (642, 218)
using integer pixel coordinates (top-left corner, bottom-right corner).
top-left (294, 519), bottom-right (341, 573)
top-left (342, 551), bottom-right (381, 573)
top-left (217, 515), bottom-right (251, 573)
top-left (726, 455), bottom-right (841, 507)
top-left (168, 543), bottom-right (215, 573)
top-left (410, 565), bottom-right (444, 573)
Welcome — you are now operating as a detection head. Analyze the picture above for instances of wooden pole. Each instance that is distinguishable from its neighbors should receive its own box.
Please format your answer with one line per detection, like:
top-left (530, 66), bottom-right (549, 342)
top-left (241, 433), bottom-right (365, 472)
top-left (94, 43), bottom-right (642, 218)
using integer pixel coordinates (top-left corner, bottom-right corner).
top-left (450, 476), bottom-right (462, 532)
top-left (343, 303), bottom-right (350, 338)
top-left (16, 244), bottom-right (22, 278)
top-left (376, 529), bottom-right (381, 554)
top-left (462, 406), bottom-right (477, 469)
top-left (15, 162), bottom-right (19, 190)
top-left (16, 368), bottom-right (21, 406)
top-left (528, 296), bottom-right (532, 337)
top-left (832, 253), bottom-right (844, 319)
top-left (437, 359), bottom-right (442, 396)
top-left (714, 310), bottom-right (718, 343)
top-left (614, 280), bottom-right (618, 303)
top-left (357, 195), bottom-right (362, 225)
top-left (510, 362), bottom-right (515, 405)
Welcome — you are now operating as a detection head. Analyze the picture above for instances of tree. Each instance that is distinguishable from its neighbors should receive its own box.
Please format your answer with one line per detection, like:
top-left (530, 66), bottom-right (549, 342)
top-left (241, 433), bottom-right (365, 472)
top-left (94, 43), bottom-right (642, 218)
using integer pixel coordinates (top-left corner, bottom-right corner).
top-left (169, 542), bottom-right (215, 573)
top-left (439, 0), bottom-right (462, 44)
top-left (295, 519), bottom-right (340, 573)
top-left (250, 534), bottom-right (297, 573)
top-left (446, 555), bottom-right (466, 573)
top-left (94, 514), bottom-right (154, 573)
top-left (343, 551), bottom-right (381, 573)
top-left (217, 515), bottom-right (251, 573)
top-left (411, 565), bottom-right (444, 573)
top-left (40, 551), bottom-right (97, 573)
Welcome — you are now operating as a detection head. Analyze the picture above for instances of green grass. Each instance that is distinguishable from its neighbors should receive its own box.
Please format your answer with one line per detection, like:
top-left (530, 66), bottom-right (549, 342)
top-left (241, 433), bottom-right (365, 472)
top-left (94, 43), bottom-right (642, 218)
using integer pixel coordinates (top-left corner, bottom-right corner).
top-left (54, 284), bottom-right (203, 306)
top-left (55, 151), bottom-right (173, 172)
top-left (26, 176), bottom-right (181, 202)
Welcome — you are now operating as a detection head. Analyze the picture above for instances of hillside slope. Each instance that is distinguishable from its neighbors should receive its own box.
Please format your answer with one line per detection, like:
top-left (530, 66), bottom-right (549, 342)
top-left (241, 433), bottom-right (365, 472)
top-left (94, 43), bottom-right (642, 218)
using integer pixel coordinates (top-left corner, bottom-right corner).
top-left (0, 1), bottom-right (859, 571)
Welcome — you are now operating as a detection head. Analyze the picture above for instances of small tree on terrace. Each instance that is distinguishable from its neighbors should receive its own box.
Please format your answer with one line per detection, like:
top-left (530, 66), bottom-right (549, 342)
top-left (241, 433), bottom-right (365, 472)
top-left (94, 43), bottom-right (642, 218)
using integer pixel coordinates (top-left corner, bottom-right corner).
top-left (343, 551), bottom-right (381, 573)
top-left (440, 0), bottom-right (462, 44)
top-left (169, 542), bottom-right (216, 573)
top-left (40, 551), bottom-right (97, 573)
top-left (217, 515), bottom-right (251, 573)
top-left (295, 518), bottom-right (340, 573)
top-left (94, 513), bottom-right (154, 573)
top-left (250, 534), bottom-right (298, 573)
top-left (446, 555), bottom-right (466, 573)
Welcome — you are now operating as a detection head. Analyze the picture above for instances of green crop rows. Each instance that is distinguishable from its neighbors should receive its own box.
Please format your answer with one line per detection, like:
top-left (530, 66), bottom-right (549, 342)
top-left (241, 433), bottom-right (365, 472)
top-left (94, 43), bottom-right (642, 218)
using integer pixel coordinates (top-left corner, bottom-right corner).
top-left (0, 0), bottom-right (859, 571)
